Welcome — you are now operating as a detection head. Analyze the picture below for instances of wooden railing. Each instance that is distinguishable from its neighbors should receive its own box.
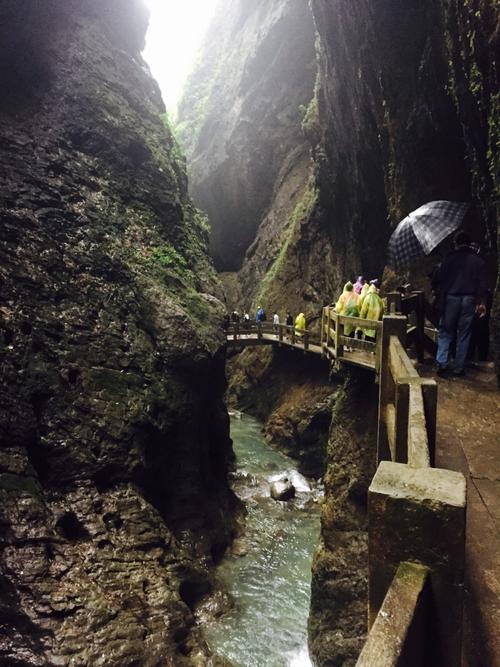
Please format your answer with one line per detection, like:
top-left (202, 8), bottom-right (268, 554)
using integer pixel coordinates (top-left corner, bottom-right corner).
top-left (225, 321), bottom-right (317, 352)
top-left (357, 314), bottom-right (466, 667)
top-left (321, 305), bottom-right (382, 372)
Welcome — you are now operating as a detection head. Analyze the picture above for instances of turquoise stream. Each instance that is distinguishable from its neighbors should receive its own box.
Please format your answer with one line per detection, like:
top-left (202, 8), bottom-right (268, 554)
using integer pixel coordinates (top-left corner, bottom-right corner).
top-left (205, 413), bottom-right (322, 667)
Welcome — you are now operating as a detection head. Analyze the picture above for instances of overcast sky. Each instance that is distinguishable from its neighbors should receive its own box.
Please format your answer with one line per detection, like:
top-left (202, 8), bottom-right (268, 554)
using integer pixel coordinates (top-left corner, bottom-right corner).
top-left (142, 0), bottom-right (219, 118)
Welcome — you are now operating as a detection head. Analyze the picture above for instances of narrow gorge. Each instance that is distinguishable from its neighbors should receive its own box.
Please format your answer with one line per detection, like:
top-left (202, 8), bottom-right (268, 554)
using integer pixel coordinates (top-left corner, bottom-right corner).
top-left (0, 0), bottom-right (498, 666)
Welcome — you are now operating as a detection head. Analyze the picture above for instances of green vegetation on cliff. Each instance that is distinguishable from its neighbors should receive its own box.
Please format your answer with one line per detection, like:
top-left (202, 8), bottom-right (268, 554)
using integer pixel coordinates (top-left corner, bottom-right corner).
top-left (254, 183), bottom-right (318, 308)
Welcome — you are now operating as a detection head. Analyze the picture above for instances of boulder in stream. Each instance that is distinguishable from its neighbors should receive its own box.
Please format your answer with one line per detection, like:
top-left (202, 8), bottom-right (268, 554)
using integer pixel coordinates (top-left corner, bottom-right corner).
top-left (270, 478), bottom-right (296, 501)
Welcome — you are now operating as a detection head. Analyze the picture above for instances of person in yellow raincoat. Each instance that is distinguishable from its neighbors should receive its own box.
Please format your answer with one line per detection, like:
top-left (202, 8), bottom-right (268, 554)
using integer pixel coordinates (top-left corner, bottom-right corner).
top-left (295, 312), bottom-right (306, 337)
top-left (357, 282), bottom-right (369, 310)
top-left (360, 284), bottom-right (384, 341)
top-left (355, 282), bottom-right (370, 339)
top-left (335, 282), bottom-right (359, 336)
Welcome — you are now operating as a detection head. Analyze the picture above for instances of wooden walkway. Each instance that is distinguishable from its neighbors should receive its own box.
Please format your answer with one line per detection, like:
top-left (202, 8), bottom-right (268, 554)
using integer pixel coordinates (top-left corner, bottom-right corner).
top-left (226, 291), bottom-right (434, 377)
top-left (226, 319), bottom-right (379, 371)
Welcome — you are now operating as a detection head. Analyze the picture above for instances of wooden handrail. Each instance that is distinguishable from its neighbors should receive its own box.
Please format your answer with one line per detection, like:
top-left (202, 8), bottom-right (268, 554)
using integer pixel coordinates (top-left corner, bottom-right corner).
top-left (388, 336), bottom-right (419, 379)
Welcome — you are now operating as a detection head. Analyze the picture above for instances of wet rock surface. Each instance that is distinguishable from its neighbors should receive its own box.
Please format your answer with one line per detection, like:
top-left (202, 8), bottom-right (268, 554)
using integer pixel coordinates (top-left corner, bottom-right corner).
top-left (309, 0), bottom-right (498, 377)
top-left (0, 2), bottom-right (237, 664)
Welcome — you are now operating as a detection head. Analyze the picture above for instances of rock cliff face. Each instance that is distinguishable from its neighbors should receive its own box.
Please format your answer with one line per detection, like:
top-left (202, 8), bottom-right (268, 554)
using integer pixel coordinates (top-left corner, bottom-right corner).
top-left (0, 2), bottom-right (237, 664)
top-left (177, 0), bottom-right (316, 273)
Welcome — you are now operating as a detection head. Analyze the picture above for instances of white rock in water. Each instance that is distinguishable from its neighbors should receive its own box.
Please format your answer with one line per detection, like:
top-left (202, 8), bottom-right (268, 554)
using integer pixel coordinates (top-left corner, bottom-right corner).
top-left (270, 479), bottom-right (295, 501)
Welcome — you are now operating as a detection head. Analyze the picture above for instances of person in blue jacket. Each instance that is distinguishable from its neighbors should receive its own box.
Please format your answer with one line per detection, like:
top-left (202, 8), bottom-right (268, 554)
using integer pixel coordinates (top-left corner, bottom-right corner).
top-left (256, 306), bottom-right (266, 323)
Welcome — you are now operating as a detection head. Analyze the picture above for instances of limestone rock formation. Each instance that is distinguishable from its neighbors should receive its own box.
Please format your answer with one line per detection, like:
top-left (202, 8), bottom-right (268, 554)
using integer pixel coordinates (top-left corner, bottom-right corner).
top-left (0, 1), bottom-right (237, 664)
top-left (182, 0), bottom-right (498, 663)
top-left (177, 0), bottom-right (316, 273)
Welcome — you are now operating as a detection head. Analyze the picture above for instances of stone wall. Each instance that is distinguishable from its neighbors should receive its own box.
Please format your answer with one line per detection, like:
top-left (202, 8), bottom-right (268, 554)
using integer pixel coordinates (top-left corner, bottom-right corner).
top-left (0, 2), bottom-right (237, 664)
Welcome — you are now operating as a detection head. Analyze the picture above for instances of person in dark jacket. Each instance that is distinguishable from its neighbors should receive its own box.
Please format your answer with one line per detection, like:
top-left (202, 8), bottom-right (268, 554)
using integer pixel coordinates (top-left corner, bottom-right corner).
top-left (433, 231), bottom-right (486, 376)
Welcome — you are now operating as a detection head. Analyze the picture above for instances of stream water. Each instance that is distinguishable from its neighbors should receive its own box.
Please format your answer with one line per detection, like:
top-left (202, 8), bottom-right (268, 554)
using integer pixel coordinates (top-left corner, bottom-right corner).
top-left (205, 413), bottom-right (322, 667)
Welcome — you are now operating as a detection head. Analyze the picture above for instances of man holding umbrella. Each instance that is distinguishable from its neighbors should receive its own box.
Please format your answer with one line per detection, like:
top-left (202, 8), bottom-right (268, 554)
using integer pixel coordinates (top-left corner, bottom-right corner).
top-left (387, 200), bottom-right (487, 377)
top-left (433, 231), bottom-right (486, 376)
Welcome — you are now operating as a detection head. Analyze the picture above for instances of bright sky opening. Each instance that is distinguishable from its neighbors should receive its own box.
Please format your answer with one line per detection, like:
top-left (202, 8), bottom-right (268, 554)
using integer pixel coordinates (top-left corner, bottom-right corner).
top-left (142, 0), bottom-right (219, 119)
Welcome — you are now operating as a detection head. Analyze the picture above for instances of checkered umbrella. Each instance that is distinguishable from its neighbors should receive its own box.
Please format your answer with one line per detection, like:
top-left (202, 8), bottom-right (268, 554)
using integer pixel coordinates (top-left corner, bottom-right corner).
top-left (387, 200), bottom-right (469, 269)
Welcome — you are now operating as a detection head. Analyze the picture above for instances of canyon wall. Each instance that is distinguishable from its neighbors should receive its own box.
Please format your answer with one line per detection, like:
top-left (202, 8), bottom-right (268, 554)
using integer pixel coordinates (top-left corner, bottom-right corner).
top-left (0, 1), bottom-right (237, 664)
top-left (177, 0), bottom-right (316, 274)
top-left (182, 0), bottom-right (498, 353)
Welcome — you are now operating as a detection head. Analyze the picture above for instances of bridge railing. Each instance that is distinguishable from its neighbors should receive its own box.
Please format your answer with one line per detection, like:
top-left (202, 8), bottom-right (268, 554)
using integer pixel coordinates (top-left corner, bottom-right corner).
top-left (321, 306), bottom-right (382, 371)
top-left (226, 321), bottom-right (317, 351)
top-left (357, 314), bottom-right (466, 667)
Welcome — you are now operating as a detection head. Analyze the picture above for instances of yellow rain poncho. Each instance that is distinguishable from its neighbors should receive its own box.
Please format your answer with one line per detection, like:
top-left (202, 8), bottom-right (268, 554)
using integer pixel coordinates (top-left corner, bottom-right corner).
top-left (357, 282), bottom-right (370, 309)
top-left (295, 312), bottom-right (306, 337)
top-left (335, 282), bottom-right (359, 335)
top-left (360, 285), bottom-right (384, 338)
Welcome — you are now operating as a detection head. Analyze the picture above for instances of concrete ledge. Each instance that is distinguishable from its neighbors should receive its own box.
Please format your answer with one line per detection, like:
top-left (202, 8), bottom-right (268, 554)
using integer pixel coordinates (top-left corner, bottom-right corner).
top-left (370, 461), bottom-right (466, 508)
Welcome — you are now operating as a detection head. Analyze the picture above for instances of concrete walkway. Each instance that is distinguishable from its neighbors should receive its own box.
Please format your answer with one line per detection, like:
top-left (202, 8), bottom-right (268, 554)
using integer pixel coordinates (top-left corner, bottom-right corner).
top-left (425, 363), bottom-right (500, 666)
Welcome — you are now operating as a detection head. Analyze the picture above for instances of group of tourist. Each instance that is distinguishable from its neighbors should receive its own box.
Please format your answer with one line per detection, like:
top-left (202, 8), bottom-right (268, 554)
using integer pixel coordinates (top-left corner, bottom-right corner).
top-left (223, 307), bottom-right (308, 339)
top-left (334, 276), bottom-right (384, 347)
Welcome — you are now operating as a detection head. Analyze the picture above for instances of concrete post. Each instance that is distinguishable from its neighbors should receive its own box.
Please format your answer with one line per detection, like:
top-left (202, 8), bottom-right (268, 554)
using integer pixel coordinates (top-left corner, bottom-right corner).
top-left (377, 315), bottom-right (407, 463)
top-left (369, 462), bottom-right (466, 667)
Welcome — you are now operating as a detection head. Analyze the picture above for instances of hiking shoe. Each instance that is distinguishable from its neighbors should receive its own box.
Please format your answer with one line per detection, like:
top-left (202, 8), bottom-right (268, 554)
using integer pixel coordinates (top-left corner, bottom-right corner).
top-left (436, 365), bottom-right (449, 377)
top-left (451, 368), bottom-right (465, 377)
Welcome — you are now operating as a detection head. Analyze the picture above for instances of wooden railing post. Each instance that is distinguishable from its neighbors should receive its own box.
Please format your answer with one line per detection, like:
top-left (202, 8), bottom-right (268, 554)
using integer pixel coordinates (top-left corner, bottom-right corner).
top-left (387, 291), bottom-right (402, 314)
top-left (337, 315), bottom-right (344, 358)
top-left (257, 321), bottom-right (262, 341)
top-left (278, 323), bottom-right (284, 343)
top-left (304, 330), bottom-right (309, 352)
top-left (413, 290), bottom-right (426, 363)
top-left (321, 308), bottom-right (326, 354)
top-left (326, 307), bottom-right (332, 350)
top-left (377, 315), bottom-right (407, 463)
